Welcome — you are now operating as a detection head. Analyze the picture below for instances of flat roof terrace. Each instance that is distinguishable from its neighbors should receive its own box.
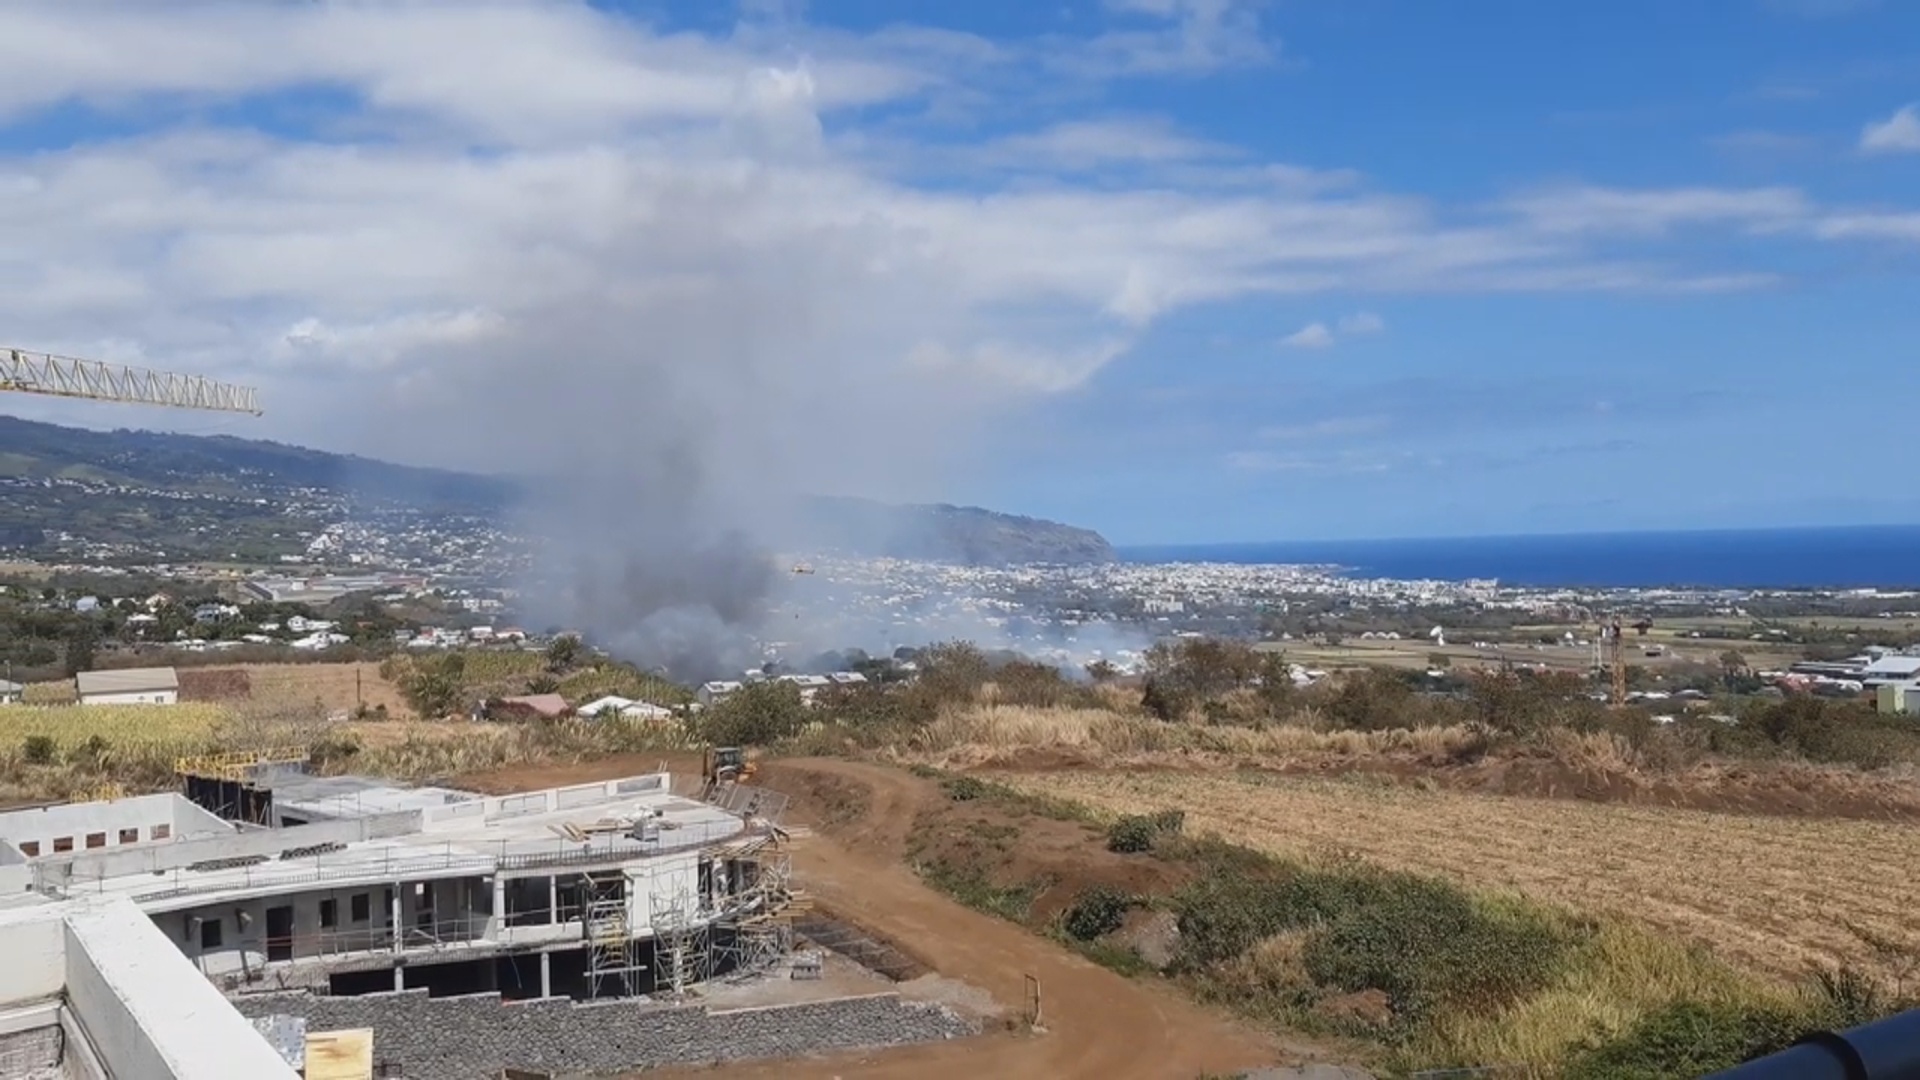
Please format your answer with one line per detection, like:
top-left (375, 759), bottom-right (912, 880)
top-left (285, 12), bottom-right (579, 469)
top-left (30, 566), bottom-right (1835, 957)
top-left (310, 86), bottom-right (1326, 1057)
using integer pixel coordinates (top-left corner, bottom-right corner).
top-left (33, 773), bottom-right (755, 913)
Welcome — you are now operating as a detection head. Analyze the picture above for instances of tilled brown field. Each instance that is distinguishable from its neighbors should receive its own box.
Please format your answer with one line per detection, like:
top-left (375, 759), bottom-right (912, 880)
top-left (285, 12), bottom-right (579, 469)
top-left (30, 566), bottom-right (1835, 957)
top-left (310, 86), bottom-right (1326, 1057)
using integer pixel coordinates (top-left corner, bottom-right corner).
top-left (986, 768), bottom-right (1920, 983)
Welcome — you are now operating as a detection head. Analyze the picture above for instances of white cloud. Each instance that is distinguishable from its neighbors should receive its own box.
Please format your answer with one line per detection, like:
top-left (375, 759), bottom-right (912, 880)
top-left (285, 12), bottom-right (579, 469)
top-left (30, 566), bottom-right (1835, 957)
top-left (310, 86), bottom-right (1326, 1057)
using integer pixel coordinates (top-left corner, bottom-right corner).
top-left (1504, 185), bottom-right (1811, 236)
top-left (1258, 416), bottom-right (1389, 440)
top-left (1280, 322), bottom-right (1334, 349)
top-left (1861, 105), bottom-right (1920, 154)
top-left (1337, 311), bottom-right (1386, 336)
top-left (1815, 212), bottom-right (1920, 242)
top-left (1065, 0), bottom-right (1274, 77)
top-left (1280, 312), bottom-right (1384, 349)
top-left (0, 1), bottom-right (1907, 467)
top-left (979, 117), bottom-right (1234, 169)
top-left (1226, 450), bottom-right (1394, 474)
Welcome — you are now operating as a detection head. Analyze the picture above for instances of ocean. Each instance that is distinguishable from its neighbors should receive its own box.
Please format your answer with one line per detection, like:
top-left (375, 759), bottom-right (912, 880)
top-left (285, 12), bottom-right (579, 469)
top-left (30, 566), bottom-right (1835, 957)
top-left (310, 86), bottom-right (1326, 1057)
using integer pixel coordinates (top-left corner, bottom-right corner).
top-left (1119, 525), bottom-right (1920, 590)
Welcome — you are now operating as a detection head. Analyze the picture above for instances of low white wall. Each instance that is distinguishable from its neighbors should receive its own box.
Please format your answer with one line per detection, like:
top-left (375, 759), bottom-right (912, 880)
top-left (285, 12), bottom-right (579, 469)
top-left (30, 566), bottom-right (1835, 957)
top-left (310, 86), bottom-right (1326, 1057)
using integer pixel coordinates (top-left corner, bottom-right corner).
top-left (417, 772), bottom-right (670, 831)
top-left (78, 690), bottom-right (178, 706)
top-left (0, 793), bottom-right (226, 860)
top-left (62, 901), bottom-right (297, 1078)
top-left (40, 811), bottom-right (423, 892)
top-left (0, 915), bottom-right (64, 1006)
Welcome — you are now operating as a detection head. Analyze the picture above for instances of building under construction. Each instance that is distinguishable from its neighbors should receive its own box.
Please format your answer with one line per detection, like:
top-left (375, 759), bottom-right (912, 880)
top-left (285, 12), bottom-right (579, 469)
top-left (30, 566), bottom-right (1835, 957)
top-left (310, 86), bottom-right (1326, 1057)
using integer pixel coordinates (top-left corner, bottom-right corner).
top-left (3, 755), bottom-right (809, 1007)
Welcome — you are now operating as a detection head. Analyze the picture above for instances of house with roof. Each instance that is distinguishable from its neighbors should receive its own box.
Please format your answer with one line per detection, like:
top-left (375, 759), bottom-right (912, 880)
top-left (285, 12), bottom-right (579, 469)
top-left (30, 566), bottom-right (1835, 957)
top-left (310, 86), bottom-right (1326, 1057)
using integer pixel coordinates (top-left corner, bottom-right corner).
top-left (1861, 655), bottom-right (1920, 689)
top-left (76, 667), bottom-right (179, 706)
top-left (488, 693), bottom-right (571, 721)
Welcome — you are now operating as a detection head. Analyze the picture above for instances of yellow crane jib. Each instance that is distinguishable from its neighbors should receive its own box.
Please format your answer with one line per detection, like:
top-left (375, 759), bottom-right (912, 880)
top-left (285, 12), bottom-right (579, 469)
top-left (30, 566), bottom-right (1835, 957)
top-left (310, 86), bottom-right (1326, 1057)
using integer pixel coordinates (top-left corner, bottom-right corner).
top-left (2, 346), bottom-right (262, 416)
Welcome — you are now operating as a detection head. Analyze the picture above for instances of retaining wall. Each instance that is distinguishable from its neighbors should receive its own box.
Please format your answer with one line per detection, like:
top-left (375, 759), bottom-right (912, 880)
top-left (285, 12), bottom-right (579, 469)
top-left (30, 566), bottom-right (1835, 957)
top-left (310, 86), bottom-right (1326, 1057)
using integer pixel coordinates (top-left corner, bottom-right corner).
top-left (231, 987), bottom-right (978, 1079)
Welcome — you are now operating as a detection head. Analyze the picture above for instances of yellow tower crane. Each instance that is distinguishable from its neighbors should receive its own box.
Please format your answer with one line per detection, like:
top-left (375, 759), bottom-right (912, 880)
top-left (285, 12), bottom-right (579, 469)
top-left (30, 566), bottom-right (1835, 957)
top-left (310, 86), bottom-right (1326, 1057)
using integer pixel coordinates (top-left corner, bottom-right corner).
top-left (2, 345), bottom-right (262, 415)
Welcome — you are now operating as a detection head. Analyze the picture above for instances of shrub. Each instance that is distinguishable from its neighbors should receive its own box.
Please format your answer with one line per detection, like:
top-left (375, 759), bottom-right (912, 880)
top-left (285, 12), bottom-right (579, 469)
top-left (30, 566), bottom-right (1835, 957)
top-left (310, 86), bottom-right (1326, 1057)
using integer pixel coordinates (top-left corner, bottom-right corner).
top-left (1105, 809), bottom-right (1185, 853)
top-left (1174, 861), bottom-right (1572, 1031)
top-left (943, 775), bottom-right (987, 801)
top-left (1561, 1000), bottom-right (1808, 1079)
top-left (22, 735), bottom-right (56, 764)
top-left (70, 734), bottom-right (112, 767)
top-left (1301, 882), bottom-right (1567, 1023)
top-left (1064, 886), bottom-right (1132, 941)
top-left (700, 680), bottom-right (806, 746)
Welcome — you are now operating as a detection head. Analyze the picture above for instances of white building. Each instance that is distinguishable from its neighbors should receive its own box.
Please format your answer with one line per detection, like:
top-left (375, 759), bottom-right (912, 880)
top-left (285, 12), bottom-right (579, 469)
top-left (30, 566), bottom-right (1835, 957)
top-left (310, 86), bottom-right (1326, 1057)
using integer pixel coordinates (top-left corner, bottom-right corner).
top-left (3, 769), bottom-right (800, 1004)
top-left (698, 681), bottom-right (743, 706)
top-left (75, 667), bottom-right (179, 706)
top-left (576, 696), bottom-right (675, 721)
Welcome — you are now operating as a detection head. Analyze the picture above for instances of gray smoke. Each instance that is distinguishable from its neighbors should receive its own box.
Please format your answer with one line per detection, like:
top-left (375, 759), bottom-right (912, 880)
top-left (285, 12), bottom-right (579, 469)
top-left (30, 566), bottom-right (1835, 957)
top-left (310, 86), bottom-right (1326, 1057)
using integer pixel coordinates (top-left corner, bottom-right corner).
top-left (332, 254), bottom-right (992, 682)
top-left (294, 75), bottom-right (1060, 682)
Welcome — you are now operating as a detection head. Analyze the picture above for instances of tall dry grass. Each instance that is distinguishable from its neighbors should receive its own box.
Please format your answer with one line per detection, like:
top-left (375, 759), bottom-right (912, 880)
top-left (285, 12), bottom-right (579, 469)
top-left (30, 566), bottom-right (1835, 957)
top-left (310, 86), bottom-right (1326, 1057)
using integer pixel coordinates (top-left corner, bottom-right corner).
top-left (896, 702), bottom-right (1477, 768)
top-left (1416, 917), bottom-right (1784, 1072)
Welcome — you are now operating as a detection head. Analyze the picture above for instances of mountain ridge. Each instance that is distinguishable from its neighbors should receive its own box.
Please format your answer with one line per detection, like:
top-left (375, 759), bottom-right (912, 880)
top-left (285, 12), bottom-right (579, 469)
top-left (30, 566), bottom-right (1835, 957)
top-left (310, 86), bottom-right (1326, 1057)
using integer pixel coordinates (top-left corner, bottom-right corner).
top-left (0, 415), bottom-right (1114, 566)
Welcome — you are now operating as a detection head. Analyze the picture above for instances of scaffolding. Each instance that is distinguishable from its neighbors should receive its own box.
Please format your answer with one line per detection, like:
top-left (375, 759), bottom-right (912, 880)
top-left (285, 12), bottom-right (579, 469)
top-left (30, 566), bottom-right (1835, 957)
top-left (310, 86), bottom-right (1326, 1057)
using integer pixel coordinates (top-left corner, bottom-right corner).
top-left (583, 871), bottom-right (642, 999)
top-left (173, 746), bottom-right (310, 781)
top-left (647, 889), bottom-right (705, 998)
top-left (708, 799), bottom-right (811, 982)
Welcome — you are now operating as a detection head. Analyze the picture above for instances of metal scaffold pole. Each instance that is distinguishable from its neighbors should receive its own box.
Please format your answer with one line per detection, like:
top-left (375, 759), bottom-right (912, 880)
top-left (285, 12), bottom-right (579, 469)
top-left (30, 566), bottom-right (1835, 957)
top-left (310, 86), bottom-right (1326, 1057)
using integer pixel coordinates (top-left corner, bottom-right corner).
top-left (583, 871), bottom-right (642, 999)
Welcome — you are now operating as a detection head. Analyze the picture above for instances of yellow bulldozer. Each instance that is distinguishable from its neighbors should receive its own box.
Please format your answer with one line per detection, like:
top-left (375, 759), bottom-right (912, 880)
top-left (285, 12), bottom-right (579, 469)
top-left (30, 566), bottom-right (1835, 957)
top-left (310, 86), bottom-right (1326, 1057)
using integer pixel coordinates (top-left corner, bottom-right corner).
top-left (700, 745), bottom-right (757, 798)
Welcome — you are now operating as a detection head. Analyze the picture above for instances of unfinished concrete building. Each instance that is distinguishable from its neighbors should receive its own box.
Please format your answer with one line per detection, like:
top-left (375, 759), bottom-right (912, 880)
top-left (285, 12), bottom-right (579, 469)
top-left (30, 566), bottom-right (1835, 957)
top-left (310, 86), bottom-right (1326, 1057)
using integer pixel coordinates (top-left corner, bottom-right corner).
top-left (0, 758), bottom-right (987, 1079)
top-left (6, 765), bottom-right (807, 1006)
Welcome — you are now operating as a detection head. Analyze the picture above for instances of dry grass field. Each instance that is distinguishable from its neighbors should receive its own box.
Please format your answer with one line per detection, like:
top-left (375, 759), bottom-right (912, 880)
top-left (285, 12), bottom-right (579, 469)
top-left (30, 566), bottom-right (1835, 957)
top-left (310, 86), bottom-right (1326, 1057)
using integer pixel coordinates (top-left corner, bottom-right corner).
top-left (0, 703), bottom-right (228, 752)
top-left (211, 662), bottom-right (411, 715)
top-left (987, 768), bottom-right (1920, 984)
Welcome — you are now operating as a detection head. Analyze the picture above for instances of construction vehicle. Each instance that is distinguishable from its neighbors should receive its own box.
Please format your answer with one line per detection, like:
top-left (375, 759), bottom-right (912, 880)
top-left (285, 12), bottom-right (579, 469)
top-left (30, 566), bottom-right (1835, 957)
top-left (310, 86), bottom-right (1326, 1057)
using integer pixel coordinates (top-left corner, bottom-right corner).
top-left (701, 745), bottom-right (757, 798)
top-left (3, 345), bottom-right (262, 415)
top-left (1598, 614), bottom-right (1655, 707)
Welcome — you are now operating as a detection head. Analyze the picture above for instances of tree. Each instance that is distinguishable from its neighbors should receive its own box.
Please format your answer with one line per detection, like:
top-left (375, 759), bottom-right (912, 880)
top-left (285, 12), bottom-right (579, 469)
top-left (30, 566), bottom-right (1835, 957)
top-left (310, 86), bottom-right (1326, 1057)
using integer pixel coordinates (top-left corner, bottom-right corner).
top-left (701, 680), bottom-right (806, 746)
top-left (1719, 650), bottom-right (1749, 678)
top-left (1084, 658), bottom-right (1119, 683)
top-left (545, 633), bottom-right (583, 673)
top-left (400, 653), bottom-right (467, 719)
top-left (63, 620), bottom-right (98, 677)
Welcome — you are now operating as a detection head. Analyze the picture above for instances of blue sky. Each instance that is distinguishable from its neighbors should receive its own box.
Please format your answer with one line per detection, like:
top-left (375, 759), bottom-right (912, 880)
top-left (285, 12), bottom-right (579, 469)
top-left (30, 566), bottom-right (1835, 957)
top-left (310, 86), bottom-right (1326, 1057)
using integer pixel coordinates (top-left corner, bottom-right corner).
top-left (0, 1), bottom-right (1916, 546)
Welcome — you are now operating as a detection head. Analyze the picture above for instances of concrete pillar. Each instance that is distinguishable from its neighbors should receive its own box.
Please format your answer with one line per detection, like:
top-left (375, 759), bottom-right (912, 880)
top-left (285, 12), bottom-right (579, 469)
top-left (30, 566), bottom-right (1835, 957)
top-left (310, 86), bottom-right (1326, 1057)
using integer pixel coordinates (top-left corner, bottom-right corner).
top-left (548, 876), bottom-right (558, 924)
top-left (393, 964), bottom-right (404, 991)
top-left (390, 886), bottom-right (403, 955)
top-left (540, 952), bottom-right (552, 998)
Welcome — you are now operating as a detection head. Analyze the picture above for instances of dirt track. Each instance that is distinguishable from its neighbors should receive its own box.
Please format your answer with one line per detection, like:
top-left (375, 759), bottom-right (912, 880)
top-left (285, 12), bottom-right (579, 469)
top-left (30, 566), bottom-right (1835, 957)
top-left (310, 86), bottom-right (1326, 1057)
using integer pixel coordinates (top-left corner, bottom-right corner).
top-left (681, 758), bottom-right (1288, 1079)
top-left (463, 756), bottom-right (1294, 1079)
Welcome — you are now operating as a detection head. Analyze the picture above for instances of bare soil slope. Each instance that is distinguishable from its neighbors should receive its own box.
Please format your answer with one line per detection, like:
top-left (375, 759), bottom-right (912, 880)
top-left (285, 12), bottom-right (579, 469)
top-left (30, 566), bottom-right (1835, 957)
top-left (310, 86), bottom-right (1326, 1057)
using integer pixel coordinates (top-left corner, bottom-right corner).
top-left (458, 756), bottom-right (1300, 1079)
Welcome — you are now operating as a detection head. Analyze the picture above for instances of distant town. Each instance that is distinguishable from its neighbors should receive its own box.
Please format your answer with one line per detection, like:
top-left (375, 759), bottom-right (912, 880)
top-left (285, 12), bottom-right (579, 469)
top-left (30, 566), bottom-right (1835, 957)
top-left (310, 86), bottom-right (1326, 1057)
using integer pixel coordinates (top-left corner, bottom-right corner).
top-left (5, 544), bottom-right (1920, 718)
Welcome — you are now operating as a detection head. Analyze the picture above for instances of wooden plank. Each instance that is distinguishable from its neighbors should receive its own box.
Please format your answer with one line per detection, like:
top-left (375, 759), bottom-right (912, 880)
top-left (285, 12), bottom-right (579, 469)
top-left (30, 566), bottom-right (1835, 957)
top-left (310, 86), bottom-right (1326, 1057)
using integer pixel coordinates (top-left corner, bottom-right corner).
top-left (304, 1028), bottom-right (374, 1080)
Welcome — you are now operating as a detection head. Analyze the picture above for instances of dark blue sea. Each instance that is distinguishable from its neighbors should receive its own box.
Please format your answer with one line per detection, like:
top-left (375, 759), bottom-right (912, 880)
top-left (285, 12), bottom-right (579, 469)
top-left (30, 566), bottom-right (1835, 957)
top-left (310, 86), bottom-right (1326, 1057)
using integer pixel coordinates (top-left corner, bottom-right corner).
top-left (1119, 525), bottom-right (1920, 590)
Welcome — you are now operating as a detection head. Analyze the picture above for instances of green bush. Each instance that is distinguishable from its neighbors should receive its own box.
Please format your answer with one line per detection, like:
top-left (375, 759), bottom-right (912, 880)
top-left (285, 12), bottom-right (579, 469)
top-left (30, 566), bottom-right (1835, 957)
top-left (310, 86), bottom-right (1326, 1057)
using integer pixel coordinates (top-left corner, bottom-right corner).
top-left (700, 680), bottom-right (806, 746)
top-left (1107, 810), bottom-right (1185, 853)
top-left (1174, 862), bottom-right (1572, 1030)
top-left (1561, 1000), bottom-right (1808, 1079)
top-left (1064, 886), bottom-right (1132, 941)
top-left (943, 775), bottom-right (987, 801)
top-left (1300, 881), bottom-right (1567, 1023)
top-left (22, 735), bottom-right (55, 764)
top-left (1107, 815), bottom-right (1158, 853)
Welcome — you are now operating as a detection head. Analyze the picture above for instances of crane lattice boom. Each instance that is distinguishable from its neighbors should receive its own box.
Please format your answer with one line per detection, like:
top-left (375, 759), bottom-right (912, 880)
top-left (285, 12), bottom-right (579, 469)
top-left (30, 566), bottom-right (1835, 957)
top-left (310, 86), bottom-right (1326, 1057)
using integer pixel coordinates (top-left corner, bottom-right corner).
top-left (2, 346), bottom-right (261, 416)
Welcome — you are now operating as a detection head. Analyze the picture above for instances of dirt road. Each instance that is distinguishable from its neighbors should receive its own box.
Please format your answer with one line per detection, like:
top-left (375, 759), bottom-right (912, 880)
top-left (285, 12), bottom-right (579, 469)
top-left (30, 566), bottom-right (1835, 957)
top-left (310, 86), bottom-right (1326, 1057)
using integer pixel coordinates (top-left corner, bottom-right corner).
top-left (683, 759), bottom-right (1297, 1078)
top-left (461, 756), bottom-right (1299, 1079)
